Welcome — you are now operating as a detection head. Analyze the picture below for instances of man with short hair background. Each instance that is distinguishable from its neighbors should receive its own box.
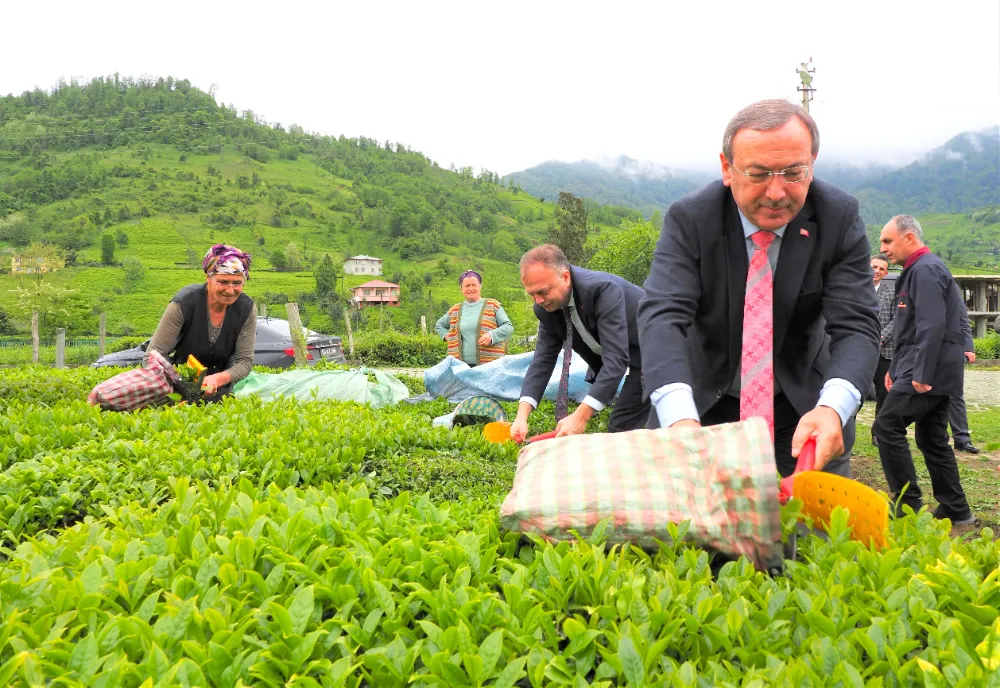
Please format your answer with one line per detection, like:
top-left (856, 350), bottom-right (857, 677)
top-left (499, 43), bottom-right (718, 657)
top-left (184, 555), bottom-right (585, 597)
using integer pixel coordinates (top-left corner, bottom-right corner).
top-left (870, 253), bottom-right (895, 445)
top-left (874, 215), bottom-right (976, 525)
top-left (638, 98), bottom-right (879, 476)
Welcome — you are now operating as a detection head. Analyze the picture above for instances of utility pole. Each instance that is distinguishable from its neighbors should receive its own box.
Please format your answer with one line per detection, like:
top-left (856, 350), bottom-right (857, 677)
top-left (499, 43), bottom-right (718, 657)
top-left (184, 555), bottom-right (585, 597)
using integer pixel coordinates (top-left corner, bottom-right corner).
top-left (796, 58), bottom-right (816, 113)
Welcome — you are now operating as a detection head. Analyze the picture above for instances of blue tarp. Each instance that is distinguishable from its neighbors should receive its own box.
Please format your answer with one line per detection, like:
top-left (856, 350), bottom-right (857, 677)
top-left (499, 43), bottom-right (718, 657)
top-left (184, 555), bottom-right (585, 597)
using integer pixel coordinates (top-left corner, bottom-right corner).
top-left (421, 351), bottom-right (608, 404)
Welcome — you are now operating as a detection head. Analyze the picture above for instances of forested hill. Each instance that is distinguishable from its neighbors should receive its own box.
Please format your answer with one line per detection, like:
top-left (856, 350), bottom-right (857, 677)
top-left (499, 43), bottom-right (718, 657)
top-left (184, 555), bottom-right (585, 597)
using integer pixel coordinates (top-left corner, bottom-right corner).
top-left (852, 126), bottom-right (1000, 225)
top-left (508, 157), bottom-right (711, 218)
top-left (0, 75), bottom-right (547, 260)
top-left (0, 75), bottom-right (642, 337)
top-left (509, 128), bottom-right (1000, 227)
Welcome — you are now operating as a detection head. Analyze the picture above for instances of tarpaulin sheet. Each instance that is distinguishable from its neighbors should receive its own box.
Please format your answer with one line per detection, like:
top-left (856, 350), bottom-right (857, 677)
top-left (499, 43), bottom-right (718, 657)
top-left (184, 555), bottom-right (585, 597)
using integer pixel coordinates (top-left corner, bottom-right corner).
top-left (232, 367), bottom-right (409, 408)
top-left (422, 351), bottom-right (610, 404)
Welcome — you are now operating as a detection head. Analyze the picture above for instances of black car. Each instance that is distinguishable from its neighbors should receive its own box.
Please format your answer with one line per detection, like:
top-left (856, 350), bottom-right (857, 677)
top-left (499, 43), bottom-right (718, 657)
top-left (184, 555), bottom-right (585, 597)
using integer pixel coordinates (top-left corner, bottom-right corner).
top-left (91, 316), bottom-right (346, 369)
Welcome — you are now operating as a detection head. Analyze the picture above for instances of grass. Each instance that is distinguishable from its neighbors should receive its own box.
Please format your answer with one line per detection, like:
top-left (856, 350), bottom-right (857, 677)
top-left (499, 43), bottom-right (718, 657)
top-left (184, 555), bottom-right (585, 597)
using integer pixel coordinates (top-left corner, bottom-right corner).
top-left (851, 403), bottom-right (1000, 536)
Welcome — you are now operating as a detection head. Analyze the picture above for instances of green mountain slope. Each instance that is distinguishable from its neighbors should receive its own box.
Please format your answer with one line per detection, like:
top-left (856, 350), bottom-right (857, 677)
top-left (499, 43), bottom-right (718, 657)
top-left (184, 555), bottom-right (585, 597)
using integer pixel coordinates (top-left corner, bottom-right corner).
top-left (854, 126), bottom-right (1000, 225)
top-left (509, 157), bottom-right (710, 218)
top-left (0, 75), bottom-right (619, 339)
top-left (508, 128), bottom-right (999, 229)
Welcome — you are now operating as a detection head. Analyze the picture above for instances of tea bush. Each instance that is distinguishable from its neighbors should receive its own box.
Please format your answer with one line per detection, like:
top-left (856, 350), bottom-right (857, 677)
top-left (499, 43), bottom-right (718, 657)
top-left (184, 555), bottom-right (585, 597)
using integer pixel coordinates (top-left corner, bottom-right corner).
top-left (0, 366), bottom-right (998, 686)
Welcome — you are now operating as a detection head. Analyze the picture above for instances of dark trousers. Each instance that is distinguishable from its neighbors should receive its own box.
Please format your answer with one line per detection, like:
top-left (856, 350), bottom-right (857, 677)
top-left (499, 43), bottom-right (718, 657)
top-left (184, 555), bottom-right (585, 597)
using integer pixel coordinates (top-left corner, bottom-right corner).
top-left (948, 395), bottom-right (971, 445)
top-left (607, 368), bottom-right (651, 432)
top-left (872, 391), bottom-right (972, 519)
top-left (873, 355), bottom-right (892, 422)
top-left (648, 393), bottom-right (853, 478)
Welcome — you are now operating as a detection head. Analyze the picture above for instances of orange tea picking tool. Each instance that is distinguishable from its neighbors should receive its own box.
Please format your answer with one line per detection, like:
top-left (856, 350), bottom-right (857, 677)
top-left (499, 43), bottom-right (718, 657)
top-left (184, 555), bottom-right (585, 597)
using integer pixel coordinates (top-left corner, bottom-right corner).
top-left (780, 439), bottom-right (889, 549)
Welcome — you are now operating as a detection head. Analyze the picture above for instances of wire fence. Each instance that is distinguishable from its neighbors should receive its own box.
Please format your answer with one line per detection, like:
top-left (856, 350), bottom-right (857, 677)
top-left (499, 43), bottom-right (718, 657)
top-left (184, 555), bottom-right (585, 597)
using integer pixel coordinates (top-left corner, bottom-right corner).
top-left (0, 338), bottom-right (128, 349)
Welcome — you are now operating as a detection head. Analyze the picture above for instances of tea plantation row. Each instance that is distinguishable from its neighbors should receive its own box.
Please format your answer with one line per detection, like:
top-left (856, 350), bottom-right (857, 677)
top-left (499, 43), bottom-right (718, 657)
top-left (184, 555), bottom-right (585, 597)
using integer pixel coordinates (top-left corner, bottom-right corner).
top-left (0, 366), bottom-right (998, 686)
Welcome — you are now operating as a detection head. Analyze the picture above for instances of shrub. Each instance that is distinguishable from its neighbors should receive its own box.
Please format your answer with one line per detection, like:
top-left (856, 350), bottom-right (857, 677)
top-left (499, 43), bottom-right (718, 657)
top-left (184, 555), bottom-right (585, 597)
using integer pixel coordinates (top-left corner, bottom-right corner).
top-left (974, 330), bottom-right (1000, 359)
top-left (353, 331), bottom-right (446, 367)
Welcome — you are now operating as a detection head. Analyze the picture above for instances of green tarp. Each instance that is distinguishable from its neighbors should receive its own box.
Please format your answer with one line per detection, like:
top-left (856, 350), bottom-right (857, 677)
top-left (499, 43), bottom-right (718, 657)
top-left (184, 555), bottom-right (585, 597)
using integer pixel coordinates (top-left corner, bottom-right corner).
top-left (232, 368), bottom-right (410, 408)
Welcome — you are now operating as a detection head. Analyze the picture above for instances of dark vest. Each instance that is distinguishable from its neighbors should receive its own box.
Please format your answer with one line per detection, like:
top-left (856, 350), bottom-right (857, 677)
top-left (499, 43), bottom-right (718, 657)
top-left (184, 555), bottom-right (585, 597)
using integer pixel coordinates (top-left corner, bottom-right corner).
top-left (170, 284), bottom-right (254, 382)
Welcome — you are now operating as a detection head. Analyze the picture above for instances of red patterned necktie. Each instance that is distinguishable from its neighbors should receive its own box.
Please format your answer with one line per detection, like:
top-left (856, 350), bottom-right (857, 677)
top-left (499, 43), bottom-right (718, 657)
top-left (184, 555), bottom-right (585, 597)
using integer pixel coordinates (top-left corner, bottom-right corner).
top-left (741, 231), bottom-right (776, 439)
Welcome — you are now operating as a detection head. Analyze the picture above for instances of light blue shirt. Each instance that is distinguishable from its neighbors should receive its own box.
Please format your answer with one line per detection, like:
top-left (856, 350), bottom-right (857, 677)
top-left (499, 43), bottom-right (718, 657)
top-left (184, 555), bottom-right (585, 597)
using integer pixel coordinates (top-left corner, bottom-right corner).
top-left (652, 210), bottom-right (861, 429)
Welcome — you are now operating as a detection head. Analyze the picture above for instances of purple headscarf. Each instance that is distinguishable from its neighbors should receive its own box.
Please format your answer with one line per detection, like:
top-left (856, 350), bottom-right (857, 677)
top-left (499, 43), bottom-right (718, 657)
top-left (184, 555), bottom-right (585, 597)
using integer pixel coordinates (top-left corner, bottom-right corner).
top-left (203, 244), bottom-right (251, 280)
top-left (459, 270), bottom-right (482, 285)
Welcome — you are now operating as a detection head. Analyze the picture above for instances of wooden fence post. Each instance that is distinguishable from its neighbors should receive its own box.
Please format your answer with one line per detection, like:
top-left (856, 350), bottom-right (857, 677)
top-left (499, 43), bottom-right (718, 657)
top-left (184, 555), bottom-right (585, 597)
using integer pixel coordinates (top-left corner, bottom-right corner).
top-left (260, 302), bottom-right (267, 318)
top-left (344, 310), bottom-right (355, 359)
top-left (98, 312), bottom-right (107, 358)
top-left (31, 311), bottom-right (39, 364)
top-left (420, 315), bottom-right (427, 335)
top-left (55, 328), bottom-right (66, 369)
top-left (284, 303), bottom-right (308, 366)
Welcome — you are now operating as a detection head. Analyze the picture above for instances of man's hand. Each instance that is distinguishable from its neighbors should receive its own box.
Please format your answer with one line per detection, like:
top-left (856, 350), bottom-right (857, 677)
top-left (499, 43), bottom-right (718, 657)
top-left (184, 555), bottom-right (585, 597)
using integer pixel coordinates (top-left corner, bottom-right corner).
top-left (884, 372), bottom-right (892, 391)
top-left (912, 381), bottom-right (932, 394)
top-left (478, 333), bottom-right (493, 346)
top-left (965, 351), bottom-right (976, 364)
top-left (509, 417), bottom-right (529, 443)
top-left (555, 404), bottom-right (595, 438)
top-left (509, 402), bottom-right (534, 443)
top-left (792, 406), bottom-right (844, 471)
top-left (669, 419), bottom-right (702, 430)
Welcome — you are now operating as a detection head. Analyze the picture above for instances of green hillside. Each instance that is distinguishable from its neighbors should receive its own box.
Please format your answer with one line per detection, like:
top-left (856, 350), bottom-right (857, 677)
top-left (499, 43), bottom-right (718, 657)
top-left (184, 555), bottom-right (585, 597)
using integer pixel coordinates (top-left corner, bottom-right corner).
top-left (866, 206), bottom-right (1000, 273)
top-left (0, 75), bottom-right (632, 340)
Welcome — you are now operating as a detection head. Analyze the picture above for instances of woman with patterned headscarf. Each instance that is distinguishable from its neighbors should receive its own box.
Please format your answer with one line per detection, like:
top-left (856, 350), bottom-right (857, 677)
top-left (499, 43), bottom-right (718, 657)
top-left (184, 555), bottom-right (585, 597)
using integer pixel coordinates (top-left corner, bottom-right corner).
top-left (144, 244), bottom-right (256, 399)
top-left (434, 270), bottom-right (514, 366)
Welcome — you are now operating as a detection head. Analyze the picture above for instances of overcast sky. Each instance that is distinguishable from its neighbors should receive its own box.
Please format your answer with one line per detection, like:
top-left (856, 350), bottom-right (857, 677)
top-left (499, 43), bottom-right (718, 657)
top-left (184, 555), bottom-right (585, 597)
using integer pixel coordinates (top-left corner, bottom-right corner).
top-left (3, 1), bottom-right (999, 175)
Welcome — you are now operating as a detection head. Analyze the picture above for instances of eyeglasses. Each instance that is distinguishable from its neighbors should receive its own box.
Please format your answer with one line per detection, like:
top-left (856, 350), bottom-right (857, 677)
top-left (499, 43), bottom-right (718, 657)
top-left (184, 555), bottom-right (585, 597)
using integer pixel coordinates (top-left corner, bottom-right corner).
top-left (731, 161), bottom-right (811, 185)
top-left (213, 276), bottom-right (245, 288)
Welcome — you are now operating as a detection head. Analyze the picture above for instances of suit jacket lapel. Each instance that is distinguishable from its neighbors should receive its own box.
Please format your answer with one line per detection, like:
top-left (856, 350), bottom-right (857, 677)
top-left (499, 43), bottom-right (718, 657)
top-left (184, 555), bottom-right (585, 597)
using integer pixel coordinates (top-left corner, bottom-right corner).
top-left (725, 195), bottom-right (748, 375)
top-left (772, 198), bottom-right (817, 348)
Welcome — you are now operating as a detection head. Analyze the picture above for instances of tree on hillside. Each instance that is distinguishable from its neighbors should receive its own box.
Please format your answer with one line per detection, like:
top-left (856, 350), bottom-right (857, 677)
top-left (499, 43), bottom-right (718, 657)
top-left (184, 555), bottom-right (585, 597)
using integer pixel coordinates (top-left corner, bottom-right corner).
top-left (270, 246), bottom-right (288, 271)
top-left (116, 228), bottom-right (129, 247)
top-left (0, 305), bottom-right (16, 335)
top-left (315, 254), bottom-right (337, 295)
top-left (101, 234), bottom-right (116, 264)
top-left (9, 281), bottom-right (92, 334)
top-left (285, 243), bottom-right (302, 271)
top-left (547, 192), bottom-right (588, 265)
top-left (122, 257), bottom-right (146, 293)
top-left (490, 230), bottom-right (521, 263)
top-left (586, 218), bottom-right (659, 287)
top-left (14, 242), bottom-right (65, 282)
top-left (0, 212), bottom-right (34, 246)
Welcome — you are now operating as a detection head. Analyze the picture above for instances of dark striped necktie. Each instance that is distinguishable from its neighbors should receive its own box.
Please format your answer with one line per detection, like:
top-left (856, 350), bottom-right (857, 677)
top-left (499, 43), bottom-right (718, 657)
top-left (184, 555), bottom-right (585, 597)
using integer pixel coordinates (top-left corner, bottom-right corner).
top-left (555, 307), bottom-right (574, 421)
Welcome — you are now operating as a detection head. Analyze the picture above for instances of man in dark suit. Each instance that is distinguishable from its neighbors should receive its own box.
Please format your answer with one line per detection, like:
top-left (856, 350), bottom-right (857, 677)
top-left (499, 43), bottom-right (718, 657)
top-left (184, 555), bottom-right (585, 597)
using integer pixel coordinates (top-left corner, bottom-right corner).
top-left (947, 311), bottom-right (981, 455)
top-left (509, 244), bottom-right (649, 441)
top-left (637, 98), bottom-right (880, 477)
top-left (871, 253), bottom-right (896, 445)
top-left (874, 215), bottom-right (976, 524)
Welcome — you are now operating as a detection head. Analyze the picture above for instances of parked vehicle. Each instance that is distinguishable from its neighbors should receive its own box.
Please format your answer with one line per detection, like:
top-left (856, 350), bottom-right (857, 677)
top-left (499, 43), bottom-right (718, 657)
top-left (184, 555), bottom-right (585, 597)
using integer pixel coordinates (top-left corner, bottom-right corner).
top-left (91, 317), bottom-right (346, 369)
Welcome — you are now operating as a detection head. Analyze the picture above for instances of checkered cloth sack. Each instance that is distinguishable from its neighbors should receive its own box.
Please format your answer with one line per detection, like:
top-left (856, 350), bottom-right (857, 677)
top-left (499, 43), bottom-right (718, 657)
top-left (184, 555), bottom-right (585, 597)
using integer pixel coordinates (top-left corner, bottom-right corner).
top-left (87, 350), bottom-right (182, 411)
top-left (499, 417), bottom-right (783, 571)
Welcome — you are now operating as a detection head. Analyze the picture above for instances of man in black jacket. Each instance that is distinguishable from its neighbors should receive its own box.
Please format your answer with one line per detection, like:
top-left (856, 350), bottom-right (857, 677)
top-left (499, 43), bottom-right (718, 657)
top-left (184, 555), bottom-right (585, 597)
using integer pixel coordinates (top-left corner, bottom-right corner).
top-left (873, 215), bottom-right (976, 524)
top-left (509, 244), bottom-right (648, 441)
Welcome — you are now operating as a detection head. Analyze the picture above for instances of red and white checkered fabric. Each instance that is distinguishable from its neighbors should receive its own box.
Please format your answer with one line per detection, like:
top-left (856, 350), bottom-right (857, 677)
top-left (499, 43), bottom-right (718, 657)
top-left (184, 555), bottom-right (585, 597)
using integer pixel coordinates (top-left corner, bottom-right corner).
top-left (87, 350), bottom-right (181, 411)
top-left (499, 418), bottom-right (783, 571)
